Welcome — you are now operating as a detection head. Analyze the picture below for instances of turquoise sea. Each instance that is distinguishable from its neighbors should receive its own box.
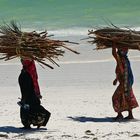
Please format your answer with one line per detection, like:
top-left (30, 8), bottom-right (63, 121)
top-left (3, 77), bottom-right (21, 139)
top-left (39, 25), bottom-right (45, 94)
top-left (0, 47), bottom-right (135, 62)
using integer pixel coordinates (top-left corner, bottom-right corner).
top-left (0, 0), bottom-right (140, 33)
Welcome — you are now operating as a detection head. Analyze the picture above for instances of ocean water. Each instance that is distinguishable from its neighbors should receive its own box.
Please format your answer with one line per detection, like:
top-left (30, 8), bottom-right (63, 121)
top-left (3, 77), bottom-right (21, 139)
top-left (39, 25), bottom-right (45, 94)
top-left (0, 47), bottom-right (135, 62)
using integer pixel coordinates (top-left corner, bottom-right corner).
top-left (0, 0), bottom-right (140, 35)
top-left (0, 0), bottom-right (140, 64)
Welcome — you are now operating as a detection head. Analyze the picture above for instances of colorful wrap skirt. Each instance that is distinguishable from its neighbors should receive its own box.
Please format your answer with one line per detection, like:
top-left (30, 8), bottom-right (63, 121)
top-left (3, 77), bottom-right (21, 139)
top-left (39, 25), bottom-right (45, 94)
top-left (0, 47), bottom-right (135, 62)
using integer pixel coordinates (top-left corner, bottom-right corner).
top-left (112, 84), bottom-right (138, 112)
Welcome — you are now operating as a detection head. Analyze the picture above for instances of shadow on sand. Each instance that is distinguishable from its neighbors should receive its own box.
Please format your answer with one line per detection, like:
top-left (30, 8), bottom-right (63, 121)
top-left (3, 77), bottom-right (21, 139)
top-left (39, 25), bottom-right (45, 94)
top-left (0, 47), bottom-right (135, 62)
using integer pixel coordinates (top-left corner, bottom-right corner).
top-left (0, 126), bottom-right (47, 134)
top-left (67, 116), bottom-right (139, 123)
top-left (68, 116), bottom-right (114, 123)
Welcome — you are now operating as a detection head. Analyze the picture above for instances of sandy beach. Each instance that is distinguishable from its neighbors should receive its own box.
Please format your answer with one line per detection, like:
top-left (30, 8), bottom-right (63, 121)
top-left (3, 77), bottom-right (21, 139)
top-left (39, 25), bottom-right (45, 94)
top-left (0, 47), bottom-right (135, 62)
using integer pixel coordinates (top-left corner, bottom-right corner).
top-left (0, 46), bottom-right (140, 140)
top-left (0, 0), bottom-right (140, 139)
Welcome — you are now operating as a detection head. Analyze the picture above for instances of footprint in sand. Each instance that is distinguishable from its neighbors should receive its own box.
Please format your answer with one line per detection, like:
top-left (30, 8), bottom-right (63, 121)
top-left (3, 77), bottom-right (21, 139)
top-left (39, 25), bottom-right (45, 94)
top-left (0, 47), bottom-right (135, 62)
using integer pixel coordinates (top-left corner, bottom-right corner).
top-left (61, 134), bottom-right (72, 138)
top-left (82, 136), bottom-right (90, 138)
top-left (131, 134), bottom-right (140, 137)
top-left (85, 130), bottom-right (95, 136)
top-left (0, 134), bottom-right (8, 139)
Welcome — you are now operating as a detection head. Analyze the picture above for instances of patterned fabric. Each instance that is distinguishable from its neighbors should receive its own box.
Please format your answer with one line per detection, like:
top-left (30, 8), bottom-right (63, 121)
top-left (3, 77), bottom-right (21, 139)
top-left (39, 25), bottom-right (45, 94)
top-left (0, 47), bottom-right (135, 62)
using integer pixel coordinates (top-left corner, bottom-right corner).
top-left (113, 49), bottom-right (138, 112)
top-left (112, 84), bottom-right (138, 112)
top-left (21, 59), bottom-right (41, 98)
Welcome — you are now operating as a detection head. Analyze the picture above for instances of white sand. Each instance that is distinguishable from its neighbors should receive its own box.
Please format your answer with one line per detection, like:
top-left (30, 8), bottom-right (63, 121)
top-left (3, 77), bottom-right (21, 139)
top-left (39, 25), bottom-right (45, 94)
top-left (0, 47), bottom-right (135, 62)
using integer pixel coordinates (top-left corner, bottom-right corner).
top-left (0, 44), bottom-right (140, 140)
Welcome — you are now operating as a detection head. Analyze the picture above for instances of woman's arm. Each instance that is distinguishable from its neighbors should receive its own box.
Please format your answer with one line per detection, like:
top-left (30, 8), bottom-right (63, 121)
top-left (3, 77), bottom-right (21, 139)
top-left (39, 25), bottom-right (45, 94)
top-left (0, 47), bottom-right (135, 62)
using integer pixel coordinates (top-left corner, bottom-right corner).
top-left (113, 78), bottom-right (117, 85)
top-left (112, 47), bottom-right (124, 74)
top-left (112, 47), bottom-right (117, 59)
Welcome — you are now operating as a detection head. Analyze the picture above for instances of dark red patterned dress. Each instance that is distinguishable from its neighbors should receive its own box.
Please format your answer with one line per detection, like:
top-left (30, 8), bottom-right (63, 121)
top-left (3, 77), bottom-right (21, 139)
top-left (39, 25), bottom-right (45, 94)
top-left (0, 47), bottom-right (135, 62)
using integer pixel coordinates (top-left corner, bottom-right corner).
top-left (112, 49), bottom-right (138, 112)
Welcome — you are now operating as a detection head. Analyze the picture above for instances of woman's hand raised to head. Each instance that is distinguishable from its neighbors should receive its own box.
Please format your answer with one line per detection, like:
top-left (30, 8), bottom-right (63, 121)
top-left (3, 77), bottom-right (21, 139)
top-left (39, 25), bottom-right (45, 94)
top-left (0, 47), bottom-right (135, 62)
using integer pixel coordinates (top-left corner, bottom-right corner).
top-left (113, 78), bottom-right (117, 86)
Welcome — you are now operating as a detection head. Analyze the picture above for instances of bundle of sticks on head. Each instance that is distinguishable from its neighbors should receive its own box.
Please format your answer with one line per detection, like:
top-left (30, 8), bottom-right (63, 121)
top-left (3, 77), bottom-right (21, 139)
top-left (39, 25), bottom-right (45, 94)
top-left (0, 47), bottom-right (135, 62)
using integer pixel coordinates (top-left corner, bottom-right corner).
top-left (88, 25), bottom-right (140, 50)
top-left (0, 21), bottom-right (79, 69)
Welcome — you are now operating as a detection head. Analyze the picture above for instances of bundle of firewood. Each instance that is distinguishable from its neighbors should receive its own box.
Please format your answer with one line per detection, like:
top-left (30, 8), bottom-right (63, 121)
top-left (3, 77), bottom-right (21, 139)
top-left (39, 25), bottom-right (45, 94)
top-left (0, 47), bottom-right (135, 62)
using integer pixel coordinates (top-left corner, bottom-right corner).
top-left (88, 26), bottom-right (140, 50)
top-left (0, 21), bottom-right (79, 69)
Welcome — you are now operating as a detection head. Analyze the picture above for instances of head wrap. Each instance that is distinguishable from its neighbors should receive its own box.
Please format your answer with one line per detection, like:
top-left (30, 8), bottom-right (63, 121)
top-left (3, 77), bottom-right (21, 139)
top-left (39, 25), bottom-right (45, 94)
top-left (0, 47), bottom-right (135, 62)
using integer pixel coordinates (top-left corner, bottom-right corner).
top-left (117, 48), bottom-right (128, 57)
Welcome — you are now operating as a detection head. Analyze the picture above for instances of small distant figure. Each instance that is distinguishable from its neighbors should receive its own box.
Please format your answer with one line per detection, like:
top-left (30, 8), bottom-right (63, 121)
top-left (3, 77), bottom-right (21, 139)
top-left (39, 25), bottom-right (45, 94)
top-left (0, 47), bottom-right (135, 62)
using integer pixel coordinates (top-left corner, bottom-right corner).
top-left (18, 59), bottom-right (51, 129)
top-left (112, 47), bottom-right (138, 121)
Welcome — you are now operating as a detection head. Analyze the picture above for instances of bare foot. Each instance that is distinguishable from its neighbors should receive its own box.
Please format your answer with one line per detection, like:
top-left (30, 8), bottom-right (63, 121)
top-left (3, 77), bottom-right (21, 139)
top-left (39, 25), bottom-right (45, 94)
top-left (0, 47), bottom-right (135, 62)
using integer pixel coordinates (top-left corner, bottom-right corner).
top-left (124, 115), bottom-right (134, 120)
top-left (37, 125), bottom-right (41, 129)
top-left (113, 114), bottom-right (124, 121)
